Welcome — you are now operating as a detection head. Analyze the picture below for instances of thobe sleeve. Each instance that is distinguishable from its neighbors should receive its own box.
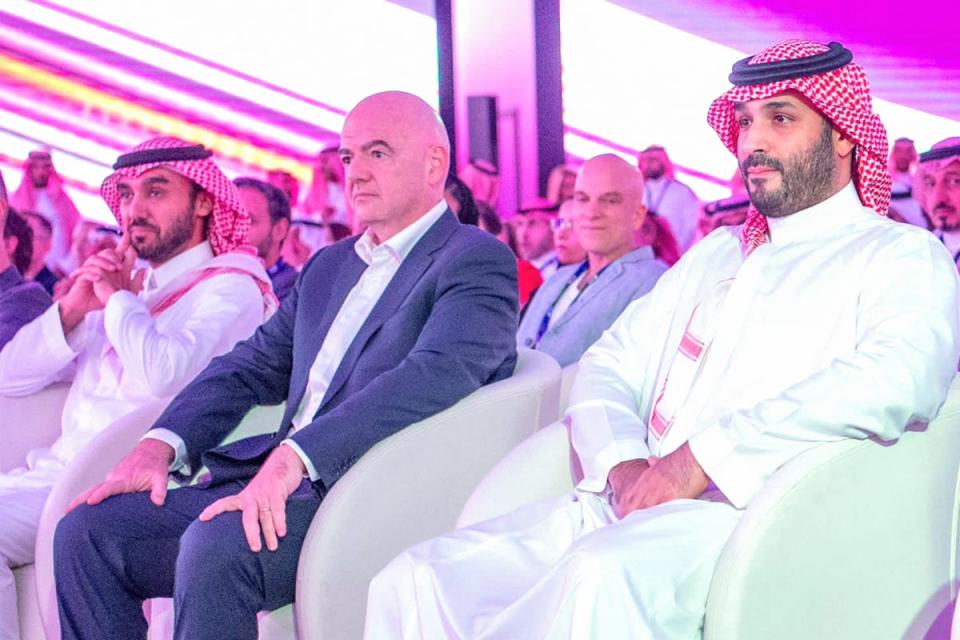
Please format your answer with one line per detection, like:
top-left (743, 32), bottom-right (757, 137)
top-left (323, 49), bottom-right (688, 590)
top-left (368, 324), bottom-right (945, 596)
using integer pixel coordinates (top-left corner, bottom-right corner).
top-left (567, 258), bottom-right (688, 492)
top-left (689, 233), bottom-right (960, 508)
top-left (103, 274), bottom-right (264, 398)
top-left (0, 302), bottom-right (85, 396)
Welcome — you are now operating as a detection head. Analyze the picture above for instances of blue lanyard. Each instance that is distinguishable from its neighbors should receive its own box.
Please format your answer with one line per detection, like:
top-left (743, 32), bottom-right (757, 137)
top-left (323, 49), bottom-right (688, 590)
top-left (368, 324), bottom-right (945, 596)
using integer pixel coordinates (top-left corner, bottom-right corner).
top-left (534, 260), bottom-right (601, 345)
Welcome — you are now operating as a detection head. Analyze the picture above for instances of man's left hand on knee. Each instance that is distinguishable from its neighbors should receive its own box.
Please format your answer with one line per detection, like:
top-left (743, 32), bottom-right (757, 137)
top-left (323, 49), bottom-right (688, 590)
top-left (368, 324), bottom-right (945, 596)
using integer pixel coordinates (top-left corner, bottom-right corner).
top-left (198, 444), bottom-right (307, 552)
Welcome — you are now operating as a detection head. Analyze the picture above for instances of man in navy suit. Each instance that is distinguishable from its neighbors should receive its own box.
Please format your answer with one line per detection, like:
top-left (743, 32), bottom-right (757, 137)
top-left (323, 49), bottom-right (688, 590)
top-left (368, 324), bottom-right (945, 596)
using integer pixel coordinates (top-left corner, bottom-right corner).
top-left (54, 91), bottom-right (519, 640)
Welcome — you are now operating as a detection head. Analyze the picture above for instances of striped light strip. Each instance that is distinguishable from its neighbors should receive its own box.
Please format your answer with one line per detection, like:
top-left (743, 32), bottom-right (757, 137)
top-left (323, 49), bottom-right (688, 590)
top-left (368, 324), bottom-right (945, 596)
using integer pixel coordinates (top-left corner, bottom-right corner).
top-left (0, 53), bottom-right (315, 182)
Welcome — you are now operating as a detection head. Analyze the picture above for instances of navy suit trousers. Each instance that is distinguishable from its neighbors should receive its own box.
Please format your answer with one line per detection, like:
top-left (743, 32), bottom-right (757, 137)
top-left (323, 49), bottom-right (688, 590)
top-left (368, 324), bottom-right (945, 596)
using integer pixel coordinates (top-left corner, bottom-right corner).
top-left (55, 479), bottom-right (322, 640)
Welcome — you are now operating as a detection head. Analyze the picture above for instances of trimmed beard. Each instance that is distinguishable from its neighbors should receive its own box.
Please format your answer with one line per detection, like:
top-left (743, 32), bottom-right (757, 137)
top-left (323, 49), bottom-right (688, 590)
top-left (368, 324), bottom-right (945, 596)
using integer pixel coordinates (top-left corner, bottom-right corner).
top-left (742, 121), bottom-right (837, 218)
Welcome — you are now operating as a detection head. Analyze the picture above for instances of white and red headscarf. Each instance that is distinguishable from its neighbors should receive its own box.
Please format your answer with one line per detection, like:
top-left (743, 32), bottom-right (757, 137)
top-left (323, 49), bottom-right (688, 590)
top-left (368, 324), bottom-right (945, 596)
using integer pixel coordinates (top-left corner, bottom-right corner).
top-left (101, 137), bottom-right (255, 256)
top-left (10, 150), bottom-right (82, 254)
top-left (102, 137), bottom-right (277, 317)
top-left (914, 137), bottom-right (960, 205)
top-left (707, 40), bottom-right (891, 255)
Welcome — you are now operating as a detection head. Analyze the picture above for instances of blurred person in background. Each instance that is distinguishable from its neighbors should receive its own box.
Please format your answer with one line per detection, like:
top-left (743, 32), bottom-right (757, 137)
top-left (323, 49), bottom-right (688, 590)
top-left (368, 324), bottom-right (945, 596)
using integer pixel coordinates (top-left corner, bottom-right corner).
top-left (21, 210), bottom-right (62, 295)
top-left (479, 203), bottom-right (541, 307)
top-left (460, 159), bottom-right (499, 209)
top-left (638, 145), bottom-right (701, 252)
top-left (546, 163), bottom-right (577, 204)
top-left (887, 137), bottom-right (926, 227)
top-left (515, 198), bottom-right (560, 279)
top-left (236, 177), bottom-right (297, 302)
top-left (444, 173), bottom-right (480, 226)
top-left (915, 137), bottom-right (960, 266)
top-left (10, 151), bottom-right (81, 272)
top-left (303, 146), bottom-right (349, 226)
top-left (0, 199), bottom-right (52, 351)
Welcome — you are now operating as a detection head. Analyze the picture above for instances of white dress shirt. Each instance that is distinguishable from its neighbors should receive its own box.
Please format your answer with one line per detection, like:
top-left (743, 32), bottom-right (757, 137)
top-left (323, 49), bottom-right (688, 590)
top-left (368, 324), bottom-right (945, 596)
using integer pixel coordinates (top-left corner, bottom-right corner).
top-left (0, 242), bottom-right (264, 489)
top-left (568, 183), bottom-right (960, 508)
top-left (151, 201), bottom-right (449, 481)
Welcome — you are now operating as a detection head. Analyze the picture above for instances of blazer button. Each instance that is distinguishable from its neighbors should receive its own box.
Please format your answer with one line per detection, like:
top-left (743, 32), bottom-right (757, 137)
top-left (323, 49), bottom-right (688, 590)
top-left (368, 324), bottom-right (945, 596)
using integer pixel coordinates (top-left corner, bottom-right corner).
top-left (525, 338), bottom-right (534, 346)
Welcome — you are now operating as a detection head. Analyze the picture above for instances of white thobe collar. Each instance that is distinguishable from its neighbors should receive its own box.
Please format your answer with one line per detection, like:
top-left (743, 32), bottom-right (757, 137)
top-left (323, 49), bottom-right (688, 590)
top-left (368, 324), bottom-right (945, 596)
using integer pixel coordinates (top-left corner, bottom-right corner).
top-left (765, 182), bottom-right (867, 246)
top-left (144, 241), bottom-right (214, 292)
top-left (354, 200), bottom-right (447, 267)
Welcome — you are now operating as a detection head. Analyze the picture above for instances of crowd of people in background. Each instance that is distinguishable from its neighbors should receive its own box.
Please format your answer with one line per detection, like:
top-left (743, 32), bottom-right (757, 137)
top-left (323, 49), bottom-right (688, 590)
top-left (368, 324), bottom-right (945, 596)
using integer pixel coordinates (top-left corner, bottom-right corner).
top-left (2, 126), bottom-right (954, 334)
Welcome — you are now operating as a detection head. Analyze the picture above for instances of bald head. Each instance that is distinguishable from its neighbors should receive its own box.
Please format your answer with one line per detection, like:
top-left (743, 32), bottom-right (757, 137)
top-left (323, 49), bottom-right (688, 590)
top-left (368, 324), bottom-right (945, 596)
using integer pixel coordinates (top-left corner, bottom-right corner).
top-left (339, 91), bottom-right (451, 241)
top-left (573, 154), bottom-right (646, 261)
top-left (578, 154), bottom-right (645, 205)
top-left (347, 91), bottom-right (449, 155)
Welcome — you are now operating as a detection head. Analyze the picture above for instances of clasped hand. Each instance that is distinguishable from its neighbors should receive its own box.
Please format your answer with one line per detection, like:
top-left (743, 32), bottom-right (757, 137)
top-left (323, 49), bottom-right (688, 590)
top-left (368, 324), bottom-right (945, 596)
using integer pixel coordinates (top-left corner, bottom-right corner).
top-left (607, 442), bottom-right (709, 519)
top-left (75, 235), bottom-right (145, 304)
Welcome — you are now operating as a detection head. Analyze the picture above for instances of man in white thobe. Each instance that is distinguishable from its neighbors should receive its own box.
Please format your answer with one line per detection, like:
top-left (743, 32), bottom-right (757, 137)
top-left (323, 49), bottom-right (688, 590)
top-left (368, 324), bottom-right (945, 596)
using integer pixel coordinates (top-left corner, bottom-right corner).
top-left (638, 145), bottom-right (702, 253)
top-left (363, 40), bottom-right (960, 640)
top-left (0, 137), bottom-right (274, 640)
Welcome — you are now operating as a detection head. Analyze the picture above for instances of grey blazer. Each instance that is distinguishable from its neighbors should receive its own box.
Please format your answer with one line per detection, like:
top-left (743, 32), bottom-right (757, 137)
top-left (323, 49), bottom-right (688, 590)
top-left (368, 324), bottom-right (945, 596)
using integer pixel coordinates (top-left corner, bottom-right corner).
top-left (517, 246), bottom-right (667, 366)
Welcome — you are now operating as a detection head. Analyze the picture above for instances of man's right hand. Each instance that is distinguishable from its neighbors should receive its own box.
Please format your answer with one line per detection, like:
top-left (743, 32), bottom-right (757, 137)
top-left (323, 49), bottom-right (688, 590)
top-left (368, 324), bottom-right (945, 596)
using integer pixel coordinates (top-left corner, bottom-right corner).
top-left (607, 457), bottom-right (652, 519)
top-left (67, 439), bottom-right (175, 511)
top-left (58, 272), bottom-right (104, 333)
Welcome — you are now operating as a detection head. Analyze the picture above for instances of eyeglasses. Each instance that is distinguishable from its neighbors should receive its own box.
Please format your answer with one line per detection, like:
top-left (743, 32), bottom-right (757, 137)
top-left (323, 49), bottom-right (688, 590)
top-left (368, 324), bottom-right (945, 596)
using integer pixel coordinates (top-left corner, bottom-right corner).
top-left (551, 218), bottom-right (574, 232)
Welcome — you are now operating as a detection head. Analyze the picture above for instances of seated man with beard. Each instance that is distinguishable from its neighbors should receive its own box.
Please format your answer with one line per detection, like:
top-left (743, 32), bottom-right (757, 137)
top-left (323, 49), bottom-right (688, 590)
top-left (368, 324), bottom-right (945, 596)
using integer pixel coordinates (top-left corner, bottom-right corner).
top-left (0, 137), bottom-right (274, 640)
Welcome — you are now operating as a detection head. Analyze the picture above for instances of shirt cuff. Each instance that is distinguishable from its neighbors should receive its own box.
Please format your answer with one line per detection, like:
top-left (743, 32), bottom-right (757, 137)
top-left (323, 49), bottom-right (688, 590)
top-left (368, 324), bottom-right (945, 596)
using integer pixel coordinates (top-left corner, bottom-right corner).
top-left (687, 423), bottom-right (756, 509)
top-left (41, 303), bottom-right (84, 359)
top-left (142, 428), bottom-right (189, 473)
top-left (281, 438), bottom-right (320, 482)
top-left (103, 290), bottom-right (147, 344)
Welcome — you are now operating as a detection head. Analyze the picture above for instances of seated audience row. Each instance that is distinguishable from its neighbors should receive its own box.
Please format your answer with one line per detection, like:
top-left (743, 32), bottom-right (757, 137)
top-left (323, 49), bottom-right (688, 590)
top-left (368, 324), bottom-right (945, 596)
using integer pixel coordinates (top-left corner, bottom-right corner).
top-left (0, 38), bottom-right (957, 640)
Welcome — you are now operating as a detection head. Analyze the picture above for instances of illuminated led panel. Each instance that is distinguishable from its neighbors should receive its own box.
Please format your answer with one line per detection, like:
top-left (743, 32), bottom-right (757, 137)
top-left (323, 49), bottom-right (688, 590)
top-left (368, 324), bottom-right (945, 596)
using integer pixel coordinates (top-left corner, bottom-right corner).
top-left (560, 0), bottom-right (960, 200)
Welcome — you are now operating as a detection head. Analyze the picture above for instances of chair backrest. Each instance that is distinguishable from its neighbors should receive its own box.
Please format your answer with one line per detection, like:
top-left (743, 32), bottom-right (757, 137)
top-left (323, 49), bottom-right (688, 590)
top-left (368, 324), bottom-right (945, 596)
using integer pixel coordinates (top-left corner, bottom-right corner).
top-left (292, 348), bottom-right (561, 639)
top-left (0, 383), bottom-right (70, 473)
top-left (704, 376), bottom-right (960, 640)
top-left (456, 420), bottom-right (575, 529)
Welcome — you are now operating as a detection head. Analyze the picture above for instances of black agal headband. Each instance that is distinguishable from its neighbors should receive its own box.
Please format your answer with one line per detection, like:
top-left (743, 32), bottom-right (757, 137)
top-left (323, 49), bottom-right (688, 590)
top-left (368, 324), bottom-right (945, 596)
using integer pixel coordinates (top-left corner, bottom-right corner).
top-left (112, 144), bottom-right (212, 170)
top-left (919, 145), bottom-right (960, 164)
top-left (729, 42), bottom-right (853, 86)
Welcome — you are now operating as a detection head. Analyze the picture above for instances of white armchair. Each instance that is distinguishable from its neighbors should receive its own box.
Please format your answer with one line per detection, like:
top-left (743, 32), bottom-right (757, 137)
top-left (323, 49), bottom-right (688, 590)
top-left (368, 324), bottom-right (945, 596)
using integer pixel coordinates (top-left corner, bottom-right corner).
top-left (1, 383), bottom-right (70, 640)
top-left (457, 376), bottom-right (960, 639)
top-left (32, 347), bottom-right (561, 639)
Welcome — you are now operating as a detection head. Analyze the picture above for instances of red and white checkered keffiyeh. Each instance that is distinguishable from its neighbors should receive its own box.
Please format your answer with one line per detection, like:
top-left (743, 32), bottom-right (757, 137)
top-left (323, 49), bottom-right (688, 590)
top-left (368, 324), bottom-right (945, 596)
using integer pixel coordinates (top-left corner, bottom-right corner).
top-left (707, 39), bottom-right (891, 255)
top-left (101, 137), bottom-right (254, 256)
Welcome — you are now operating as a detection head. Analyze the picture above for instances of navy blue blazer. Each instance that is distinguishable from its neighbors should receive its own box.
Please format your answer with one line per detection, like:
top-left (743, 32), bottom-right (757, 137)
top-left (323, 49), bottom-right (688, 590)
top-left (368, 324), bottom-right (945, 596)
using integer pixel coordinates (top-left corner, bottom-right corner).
top-left (151, 211), bottom-right (519, 490)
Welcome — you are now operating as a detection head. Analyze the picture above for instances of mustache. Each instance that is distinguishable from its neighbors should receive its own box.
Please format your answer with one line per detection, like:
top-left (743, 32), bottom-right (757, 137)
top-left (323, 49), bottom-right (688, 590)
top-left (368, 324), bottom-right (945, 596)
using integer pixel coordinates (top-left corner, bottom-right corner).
top-left (741, 154), bottom-right (784, 173)
top-left (126, 219), bottom-right (160, 233)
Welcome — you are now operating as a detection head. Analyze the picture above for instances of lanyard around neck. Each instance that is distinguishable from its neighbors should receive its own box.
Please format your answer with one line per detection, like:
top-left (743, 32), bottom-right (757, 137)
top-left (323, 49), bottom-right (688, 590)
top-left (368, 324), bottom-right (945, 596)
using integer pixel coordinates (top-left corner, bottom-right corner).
top-left (534, 259), bottom-right (613, 345)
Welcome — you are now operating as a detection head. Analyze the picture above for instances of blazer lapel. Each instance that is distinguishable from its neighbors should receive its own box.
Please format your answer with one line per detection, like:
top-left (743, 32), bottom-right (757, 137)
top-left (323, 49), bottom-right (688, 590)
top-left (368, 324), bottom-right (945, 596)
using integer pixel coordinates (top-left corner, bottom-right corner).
top-left (317, 211), bottom-right (458, 413)
top-left (550, 260), bottom-right (624, 332)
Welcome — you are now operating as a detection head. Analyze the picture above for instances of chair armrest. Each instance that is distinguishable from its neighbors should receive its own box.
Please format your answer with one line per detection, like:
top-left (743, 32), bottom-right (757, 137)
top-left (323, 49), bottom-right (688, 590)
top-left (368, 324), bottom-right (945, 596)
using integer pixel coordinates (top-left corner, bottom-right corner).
top-left (33, 399), bottom-right (285, 639)
top-left (0, 383), bottom-right (71, 473)
top-left (457, 420), bottom-right (575, 529)
top-left (558, 362), bottom-right (579, 416)
top-left (705, 377), bottom-right (960, 640)
top-left (35, 399), bottom-right (170, 639)
top-left (294, 348), bottom-right (561, 639)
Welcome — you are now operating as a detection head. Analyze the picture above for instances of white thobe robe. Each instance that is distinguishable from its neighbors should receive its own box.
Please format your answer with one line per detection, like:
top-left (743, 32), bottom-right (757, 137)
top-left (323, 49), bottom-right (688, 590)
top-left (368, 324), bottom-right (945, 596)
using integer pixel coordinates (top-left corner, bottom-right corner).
top-left (364, 184), bottom-right (960, 639)
top-left (0, 242), bottom-right (267, 640)
top-left (643, 176), bottom-right (702, 253)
